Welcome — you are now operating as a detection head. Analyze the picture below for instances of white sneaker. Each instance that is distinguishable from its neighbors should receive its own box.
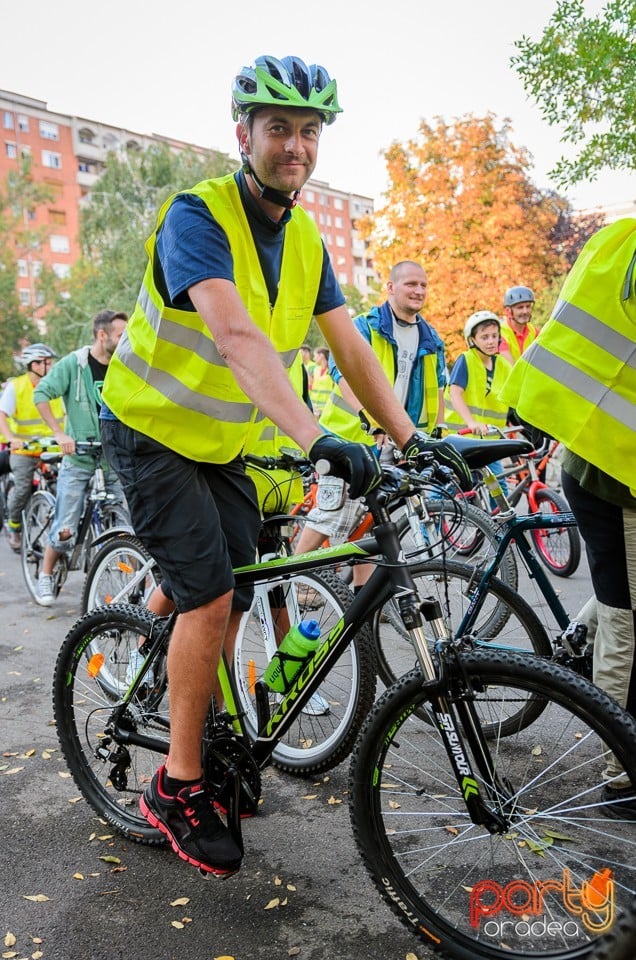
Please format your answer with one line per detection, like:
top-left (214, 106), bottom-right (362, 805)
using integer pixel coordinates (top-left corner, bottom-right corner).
top-left (302, 691), bottom-right (330, 716)
top-left (36, 574), bottom-right (55, 607)
top-left (125, 647), bottom-right (155, 688)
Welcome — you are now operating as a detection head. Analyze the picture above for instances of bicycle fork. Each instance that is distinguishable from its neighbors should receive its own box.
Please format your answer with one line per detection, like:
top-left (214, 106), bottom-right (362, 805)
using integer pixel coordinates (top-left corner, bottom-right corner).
top-left (398, 591), bottom-right (508, 834)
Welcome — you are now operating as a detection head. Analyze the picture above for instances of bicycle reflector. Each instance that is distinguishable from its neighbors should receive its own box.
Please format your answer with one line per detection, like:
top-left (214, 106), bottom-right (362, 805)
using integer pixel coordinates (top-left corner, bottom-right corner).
top-left (87, 652), bottom-right (105, 678)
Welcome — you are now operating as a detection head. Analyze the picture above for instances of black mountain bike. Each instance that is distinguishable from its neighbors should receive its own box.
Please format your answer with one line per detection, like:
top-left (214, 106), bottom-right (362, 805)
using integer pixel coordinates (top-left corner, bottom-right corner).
top-left (53, 455), bottom-right (636, 960)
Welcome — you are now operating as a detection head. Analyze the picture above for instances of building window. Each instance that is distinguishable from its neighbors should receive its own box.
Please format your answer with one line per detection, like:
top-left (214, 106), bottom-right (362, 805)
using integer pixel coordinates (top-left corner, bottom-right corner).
top-left (50, 234), bottom-right (70, 253)
top-left (336, 235), bottom-right (346, 247)
top-left (126, 139), bottom-right (141, 151)
top-left (17, 114), bottom-right (29, 133)
top-left (5, 141), bottom-right (17, 159)
top-left (40, 120), bottom-right (59, 141)
top-left (334, 198), bottom-right (344, 210)
top-left (49, 209), bottom-right (67, 226)
top-left (304, 189), bottom-right (315, 203)
top-left (338, 272), bottom-right (348, 284)
top-left (78, 127), bottom-right (95, 144)
top-left (17, 259), bottom-right (28, 278)
top-left (30, 260), bottom-right (42, 277)
top-left (3, 111), bottom-right (14, 129)
top-left (52, 263), bottom-right (71, 279)
top-left (335, 216), bottom-right (343, 228)
top-left (42, 150), bottom-right (62, 169)
top-left (319, 193), bottom-right (327, 205)
top-left (20, 144), bottom-right (31, 159)
top-left (19, 289), bottom-right (31, 306)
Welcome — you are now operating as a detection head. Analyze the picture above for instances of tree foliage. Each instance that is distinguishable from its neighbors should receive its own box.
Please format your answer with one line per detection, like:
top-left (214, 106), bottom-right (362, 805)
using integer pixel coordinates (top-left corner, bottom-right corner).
top-left (43, 143), bottom-right (236, 352)
top-left (512, 0), bottom-right (636, 185)
top-left (0, 159), bottom-right (52, 381)
top-left (357, 114), bottom-right (567, 359)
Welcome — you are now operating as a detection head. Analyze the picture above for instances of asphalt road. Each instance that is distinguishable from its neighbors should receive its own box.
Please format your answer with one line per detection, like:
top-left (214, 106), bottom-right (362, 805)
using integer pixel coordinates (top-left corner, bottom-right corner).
top-left (0, 531), bottom-right (592, 960)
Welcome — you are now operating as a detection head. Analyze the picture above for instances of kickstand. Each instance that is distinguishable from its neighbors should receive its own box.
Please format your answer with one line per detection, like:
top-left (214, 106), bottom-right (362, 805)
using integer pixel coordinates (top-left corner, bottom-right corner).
top-left (225, 767), bottom-right (244, 856)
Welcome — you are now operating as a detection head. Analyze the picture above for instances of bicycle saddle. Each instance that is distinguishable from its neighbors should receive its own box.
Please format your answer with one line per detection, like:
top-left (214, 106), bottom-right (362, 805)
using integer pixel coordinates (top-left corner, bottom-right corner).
top-left (444, 434), bottom-right (533, 470)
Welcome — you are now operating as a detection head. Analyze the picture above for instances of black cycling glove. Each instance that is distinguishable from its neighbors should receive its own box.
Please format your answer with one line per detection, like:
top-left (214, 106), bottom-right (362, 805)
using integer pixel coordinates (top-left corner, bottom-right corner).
top-left (308, 434), bottom-right (382, 500)
top-left (402, 431), bottom-right (473, 492)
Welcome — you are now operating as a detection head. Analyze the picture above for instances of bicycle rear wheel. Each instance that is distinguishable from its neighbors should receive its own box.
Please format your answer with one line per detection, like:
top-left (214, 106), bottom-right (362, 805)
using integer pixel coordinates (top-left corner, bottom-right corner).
top-left (350, 649), bottom-right (636, 960)
top-left (530, 488), bottom-right (581, 577)
top-left (53, 604), bottom-right (167, 843)
top-left (81, 534), bottom-right (161, 614)
top-left (233, 569), bottom-right (376, 776)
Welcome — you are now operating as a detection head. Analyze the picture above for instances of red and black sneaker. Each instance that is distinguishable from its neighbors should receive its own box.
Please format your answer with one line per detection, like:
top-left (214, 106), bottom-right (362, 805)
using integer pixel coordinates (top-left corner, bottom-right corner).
top-left (140, 765), bottom-right (243, 877)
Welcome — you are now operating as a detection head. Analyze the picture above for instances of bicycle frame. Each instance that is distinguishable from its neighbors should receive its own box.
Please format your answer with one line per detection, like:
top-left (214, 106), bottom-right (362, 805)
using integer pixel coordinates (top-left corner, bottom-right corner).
top-left (112, 473), bottom-right (516, 832)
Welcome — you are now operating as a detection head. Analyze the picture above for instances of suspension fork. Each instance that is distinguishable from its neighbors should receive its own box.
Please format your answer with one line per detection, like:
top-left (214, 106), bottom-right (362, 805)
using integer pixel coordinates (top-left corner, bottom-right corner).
top-left (405, 595), bottom-right (508, 833)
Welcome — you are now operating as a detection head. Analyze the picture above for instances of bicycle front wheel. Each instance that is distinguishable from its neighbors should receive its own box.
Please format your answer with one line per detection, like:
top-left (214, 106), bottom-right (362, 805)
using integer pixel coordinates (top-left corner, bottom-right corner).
top-left (20, 489), bottom-right (66, 600)
top-left (81, 534), bottom-right (161, 614)
top-left (531, 488), bottom-right (581, 577)
top-left (53, 604), bottom-right (167, 843)
top-left (233, 570), bottom-right (376, 776)
top-left (350, 649), bottom-right (636, 960)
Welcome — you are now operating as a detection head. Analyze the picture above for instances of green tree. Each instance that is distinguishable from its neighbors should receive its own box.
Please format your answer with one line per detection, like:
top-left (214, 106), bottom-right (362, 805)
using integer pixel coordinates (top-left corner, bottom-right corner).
top-left (512, 0), bottom-right (636, 185)
top-left (0, 159), bottom-right (52, 380)
top-left (43, 143), bottom-right (236, 352)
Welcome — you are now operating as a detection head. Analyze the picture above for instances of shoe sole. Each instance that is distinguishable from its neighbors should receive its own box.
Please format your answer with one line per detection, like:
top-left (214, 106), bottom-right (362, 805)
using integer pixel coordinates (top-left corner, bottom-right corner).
top-left (140, 794), bottom-right (242, 877)
top-left (35, 597), bottom-right (54, 607)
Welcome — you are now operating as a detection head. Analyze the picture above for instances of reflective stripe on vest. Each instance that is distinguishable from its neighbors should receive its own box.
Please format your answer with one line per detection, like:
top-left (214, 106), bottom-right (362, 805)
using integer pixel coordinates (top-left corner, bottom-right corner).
top-left (500, 218), bottom-right (636, 490)
top-left (444, 350), bottom-right (510, 429)
top-left (103, 174), bottom-right (323, 462)
top-left (10, 374), bottom-right (64, 454)
top-left (319, 329), bottom-right (439, 443)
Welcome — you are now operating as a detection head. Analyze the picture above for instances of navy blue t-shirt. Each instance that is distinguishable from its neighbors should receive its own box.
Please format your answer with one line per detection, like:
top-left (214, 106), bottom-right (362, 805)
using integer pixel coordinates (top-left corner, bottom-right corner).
top-left (155, 170), bottom-right (344, 315)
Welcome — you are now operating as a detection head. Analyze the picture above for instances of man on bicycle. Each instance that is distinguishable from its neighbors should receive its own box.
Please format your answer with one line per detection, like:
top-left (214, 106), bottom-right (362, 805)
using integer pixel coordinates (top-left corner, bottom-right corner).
top-left (33, 309), bottom-right (128, 606)
top-left (0, 343), bottom-right (64, 552)
top-left (99, 55), bottom-right (471, 878)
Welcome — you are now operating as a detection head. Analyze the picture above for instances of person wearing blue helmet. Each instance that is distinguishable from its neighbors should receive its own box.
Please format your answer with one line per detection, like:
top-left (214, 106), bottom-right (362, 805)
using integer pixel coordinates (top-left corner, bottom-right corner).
top-left (499, 285), bottom-right (538, 364)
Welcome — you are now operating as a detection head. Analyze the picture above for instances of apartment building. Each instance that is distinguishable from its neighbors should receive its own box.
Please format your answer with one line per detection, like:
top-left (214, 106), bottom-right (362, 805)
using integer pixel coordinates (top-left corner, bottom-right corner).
top-left (0, 88), bottom-right (375, 321)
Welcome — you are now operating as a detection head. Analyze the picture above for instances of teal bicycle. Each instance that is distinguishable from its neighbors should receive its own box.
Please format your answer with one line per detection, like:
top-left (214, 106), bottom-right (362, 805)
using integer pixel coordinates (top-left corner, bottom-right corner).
top-left (53, 454), bottom-right (636, 960)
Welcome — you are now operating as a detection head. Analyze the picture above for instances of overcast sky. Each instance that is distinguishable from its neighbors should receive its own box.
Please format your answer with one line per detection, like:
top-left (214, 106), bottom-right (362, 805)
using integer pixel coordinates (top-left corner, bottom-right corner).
top-left (2, 0), bottom-right (634, 212)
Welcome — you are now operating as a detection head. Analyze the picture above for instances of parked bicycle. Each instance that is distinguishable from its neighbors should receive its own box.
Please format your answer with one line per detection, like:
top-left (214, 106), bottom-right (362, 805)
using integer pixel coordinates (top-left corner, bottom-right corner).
top-left (0, 437), bottom-right (60, 538)
top-left (449, 428), bottom-right (581, 577)
top-left (53, 455), bottom-right (636, 960)
top-left (21, 439), bottom-right (129, 602)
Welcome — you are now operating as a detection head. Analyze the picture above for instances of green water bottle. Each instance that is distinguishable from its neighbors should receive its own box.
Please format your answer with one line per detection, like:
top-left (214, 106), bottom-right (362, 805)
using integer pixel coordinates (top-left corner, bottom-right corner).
top-left (262, 619), bottom-right (321, 693)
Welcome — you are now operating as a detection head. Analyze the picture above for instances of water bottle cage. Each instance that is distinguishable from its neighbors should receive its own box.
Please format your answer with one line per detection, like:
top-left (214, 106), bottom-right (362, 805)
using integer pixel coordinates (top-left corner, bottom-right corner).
top-left (267, 650), bottom-right (311, 694)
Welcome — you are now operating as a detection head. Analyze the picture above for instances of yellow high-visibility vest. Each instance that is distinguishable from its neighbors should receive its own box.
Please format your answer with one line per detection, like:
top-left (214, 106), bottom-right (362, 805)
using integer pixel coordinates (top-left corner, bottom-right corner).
top-left (501, 218), bottom-right (636, 492)
top-left (103, 174), bottom-right (323, 463)
top-left (319, 329), bottom-right (439, 444)
top-left (444, 349), bottom-right (511, 430)
top-left (9, 374), bottom-right (64, 456)
top-left (499, 320), bottom-right (538, 363)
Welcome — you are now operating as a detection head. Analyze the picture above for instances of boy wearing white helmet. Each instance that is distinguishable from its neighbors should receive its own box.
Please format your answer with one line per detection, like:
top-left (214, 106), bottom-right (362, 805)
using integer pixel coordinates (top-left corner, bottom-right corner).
top-left (445, 311), bottom-right (511, 436)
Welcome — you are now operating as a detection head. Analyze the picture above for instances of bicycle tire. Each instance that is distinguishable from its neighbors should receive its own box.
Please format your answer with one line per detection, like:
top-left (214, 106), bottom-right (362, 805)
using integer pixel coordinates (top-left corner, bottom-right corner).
top-left (530, 488), bottom-right (581, 578)
top-left (373, 558), bottom-right (552, 735)
top-left (20, 489), bottom-right (67, 600)
top-left (349, 649), bottom-right (636, 960)
top-left (590, 898), bottom-right (636, 960)
top-left (418, 499), bottom-right (518, 592)
top-left (233, 569), bottom-right (377, 776)
top-left (53, 604), bottom-right (167, 844)
top-left (81, 534), bottom-right (161, 614)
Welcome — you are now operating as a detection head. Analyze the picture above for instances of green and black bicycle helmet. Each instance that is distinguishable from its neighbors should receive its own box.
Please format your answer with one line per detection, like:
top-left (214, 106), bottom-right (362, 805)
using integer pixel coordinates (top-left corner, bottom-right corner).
top-left (231, 55), bottom-right (342, 124)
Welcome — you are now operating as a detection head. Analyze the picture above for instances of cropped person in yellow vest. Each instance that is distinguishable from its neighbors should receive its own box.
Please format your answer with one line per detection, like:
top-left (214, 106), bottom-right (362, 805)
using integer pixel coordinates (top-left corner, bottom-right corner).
top-left (501, 218), bottom-right (636, 817)
top-left (294, 259), bottom-right (451, 587)
top-left (99, 55), bottom-right (470, 878)
top-left (499, 285), bottom-right (538, 365)
top-left (0, 344), bottom-right (64, 552)
top-left (308, 345), bottom-right (333, 416)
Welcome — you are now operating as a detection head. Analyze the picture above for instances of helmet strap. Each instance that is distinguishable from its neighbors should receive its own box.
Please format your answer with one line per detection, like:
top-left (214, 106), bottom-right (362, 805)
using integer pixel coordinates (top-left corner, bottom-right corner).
top-left (242, 158), bottom-right (300, 210)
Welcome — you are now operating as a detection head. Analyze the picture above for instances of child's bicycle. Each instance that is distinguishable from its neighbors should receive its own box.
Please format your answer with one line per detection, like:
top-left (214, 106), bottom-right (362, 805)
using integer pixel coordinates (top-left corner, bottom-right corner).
top-left (53, 453), bottom-right (636, 960)
top-left (20, 438), bottom-right (129, 601)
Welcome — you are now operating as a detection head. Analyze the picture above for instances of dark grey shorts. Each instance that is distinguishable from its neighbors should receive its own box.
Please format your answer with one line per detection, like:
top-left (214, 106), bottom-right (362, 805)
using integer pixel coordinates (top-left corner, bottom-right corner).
top-left (101, 419), bottom-right (261, 613)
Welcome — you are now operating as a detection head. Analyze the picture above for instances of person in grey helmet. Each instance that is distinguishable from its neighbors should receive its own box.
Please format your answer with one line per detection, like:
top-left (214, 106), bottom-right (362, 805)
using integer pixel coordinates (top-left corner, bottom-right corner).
top-left (99, 54), bottom-right (472, 879)
top-left (499, 285), bottom-right (538, 365)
